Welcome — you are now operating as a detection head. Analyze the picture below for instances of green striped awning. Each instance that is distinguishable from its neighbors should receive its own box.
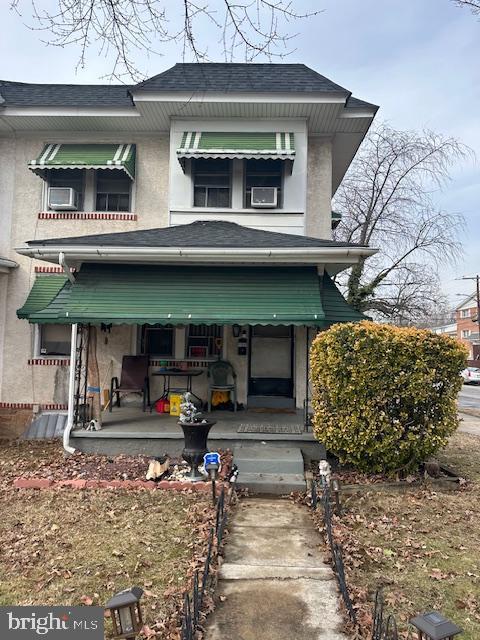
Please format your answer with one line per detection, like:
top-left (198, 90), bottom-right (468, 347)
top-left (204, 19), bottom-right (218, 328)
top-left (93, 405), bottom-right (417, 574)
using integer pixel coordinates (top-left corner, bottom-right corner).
top-left (17, 274), bottom-right (68, 319)
top-left (177, 132), bottom-right (295, 165)
top-left (28, 144), bottom-right (136, 180)
top-left (18, 264), bottom-right (366, 327)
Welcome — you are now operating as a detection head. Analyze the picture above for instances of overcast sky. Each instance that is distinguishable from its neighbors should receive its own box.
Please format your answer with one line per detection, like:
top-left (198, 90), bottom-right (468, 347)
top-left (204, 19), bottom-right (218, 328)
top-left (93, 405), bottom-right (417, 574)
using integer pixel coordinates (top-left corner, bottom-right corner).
top-left (1, 0), bottom-right (478, 304)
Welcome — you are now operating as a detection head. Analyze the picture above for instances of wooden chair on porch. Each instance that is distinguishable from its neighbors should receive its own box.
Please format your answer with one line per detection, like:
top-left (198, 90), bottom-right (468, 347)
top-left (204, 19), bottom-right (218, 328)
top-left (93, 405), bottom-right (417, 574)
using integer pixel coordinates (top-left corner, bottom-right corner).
top-left (207, 360), bottom-right (237, 412)
top-left (110, 355), bottom-right (151, 412)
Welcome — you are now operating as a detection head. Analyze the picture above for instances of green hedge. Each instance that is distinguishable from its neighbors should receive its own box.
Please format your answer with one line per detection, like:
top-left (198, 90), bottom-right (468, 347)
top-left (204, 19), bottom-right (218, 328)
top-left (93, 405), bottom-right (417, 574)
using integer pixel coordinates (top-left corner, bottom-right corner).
top-left (310, 321), bottom-right (467, 473)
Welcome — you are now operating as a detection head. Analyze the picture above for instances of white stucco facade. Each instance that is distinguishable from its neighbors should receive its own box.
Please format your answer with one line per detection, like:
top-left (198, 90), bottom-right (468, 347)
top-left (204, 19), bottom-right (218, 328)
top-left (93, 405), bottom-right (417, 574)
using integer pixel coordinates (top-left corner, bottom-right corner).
top-left (0, 66), bottom-right (377, 418)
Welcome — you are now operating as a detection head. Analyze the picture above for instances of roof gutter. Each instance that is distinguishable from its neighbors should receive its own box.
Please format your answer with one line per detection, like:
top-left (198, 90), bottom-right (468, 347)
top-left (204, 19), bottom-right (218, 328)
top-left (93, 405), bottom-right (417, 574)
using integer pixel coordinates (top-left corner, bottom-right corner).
top-left (16, 245), bottom-right (378, 265)
top-left (0, 257), bottom-right (18, 272)
top-left (59, 252), bottom-right (76, 283)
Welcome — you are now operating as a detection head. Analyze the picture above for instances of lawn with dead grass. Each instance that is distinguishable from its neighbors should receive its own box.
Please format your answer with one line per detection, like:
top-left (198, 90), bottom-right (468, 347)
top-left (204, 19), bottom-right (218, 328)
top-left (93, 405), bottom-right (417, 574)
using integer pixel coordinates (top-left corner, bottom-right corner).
top-left (334, 433), bottom-right (480, 638)
top-left (0, 440), bottom-right (216, 638)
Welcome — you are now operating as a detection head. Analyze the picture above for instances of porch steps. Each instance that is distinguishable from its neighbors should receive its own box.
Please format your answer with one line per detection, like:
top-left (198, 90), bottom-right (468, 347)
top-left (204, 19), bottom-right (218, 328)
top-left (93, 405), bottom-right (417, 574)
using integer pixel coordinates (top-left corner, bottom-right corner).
top-left (23, 412), bottom-right (68, 440)
top-left (233, 444), bottom-right (306, 494)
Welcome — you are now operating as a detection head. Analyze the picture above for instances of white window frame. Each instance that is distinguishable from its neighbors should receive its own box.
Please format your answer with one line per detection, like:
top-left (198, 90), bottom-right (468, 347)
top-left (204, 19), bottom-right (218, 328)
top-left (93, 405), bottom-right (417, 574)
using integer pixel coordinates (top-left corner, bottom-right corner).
top-left (462, 329), bottom-right (471, 338)
top-left (94, 170), bottom-right (133, 213)
top-left (185, 324), bottom-right (224, 359)
top-left (192, 159), bottom-right (232, 208)
top-left (34, 324), bottom-right (72, 358)
top-left (42, 168), bottom-right (135, 213)
top-left (461, 309), bottom-right (470, 318)
top-left (43, 169), bottom-right (86, 212)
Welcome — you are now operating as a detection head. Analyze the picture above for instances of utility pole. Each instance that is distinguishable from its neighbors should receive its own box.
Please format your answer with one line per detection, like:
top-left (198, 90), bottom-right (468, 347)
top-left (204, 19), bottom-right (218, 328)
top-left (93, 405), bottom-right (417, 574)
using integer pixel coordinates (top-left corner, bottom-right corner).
top-left (458, 275), bottom-right (480, 359)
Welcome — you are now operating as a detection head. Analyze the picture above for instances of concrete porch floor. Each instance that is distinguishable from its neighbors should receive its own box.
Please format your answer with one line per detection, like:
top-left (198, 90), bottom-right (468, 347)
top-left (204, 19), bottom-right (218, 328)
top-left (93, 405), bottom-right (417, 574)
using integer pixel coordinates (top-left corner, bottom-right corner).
top-left (70, 403), bottom-right (323, 460)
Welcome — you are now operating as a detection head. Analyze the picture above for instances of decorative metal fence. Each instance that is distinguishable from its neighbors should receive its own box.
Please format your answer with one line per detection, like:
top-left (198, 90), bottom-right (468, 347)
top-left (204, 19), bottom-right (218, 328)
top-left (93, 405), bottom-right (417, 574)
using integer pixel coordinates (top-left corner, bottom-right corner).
top-left (180, 482), bottom-right (234, 640)
top-left (372, 589), bottom-right (415, 640)
top-left (311, 479), bottom-right (417, 640)
top-left (314, 481), bottom-right (357, 625)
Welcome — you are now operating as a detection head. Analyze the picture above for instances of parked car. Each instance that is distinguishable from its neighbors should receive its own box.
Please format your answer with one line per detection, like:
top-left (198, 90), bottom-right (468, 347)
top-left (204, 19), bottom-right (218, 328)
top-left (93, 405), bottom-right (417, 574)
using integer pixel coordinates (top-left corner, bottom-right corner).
top-left (461, 367), bottom-right (480, 384)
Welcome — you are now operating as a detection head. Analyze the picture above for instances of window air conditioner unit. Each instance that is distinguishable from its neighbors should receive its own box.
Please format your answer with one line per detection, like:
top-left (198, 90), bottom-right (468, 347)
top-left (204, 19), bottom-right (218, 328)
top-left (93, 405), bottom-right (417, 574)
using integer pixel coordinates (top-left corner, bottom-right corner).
top-left (48, 187), bottom-right (80, 210)
top-left (251, 186), bottom-right (278, 208)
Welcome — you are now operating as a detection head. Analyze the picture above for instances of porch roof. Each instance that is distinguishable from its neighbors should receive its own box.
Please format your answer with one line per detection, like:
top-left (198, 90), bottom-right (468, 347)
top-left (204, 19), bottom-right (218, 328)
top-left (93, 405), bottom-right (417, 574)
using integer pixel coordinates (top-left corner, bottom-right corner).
top-left (17, 274), bottom-right (68, 319)
top-left (17, 264), bottom-right (365, 326)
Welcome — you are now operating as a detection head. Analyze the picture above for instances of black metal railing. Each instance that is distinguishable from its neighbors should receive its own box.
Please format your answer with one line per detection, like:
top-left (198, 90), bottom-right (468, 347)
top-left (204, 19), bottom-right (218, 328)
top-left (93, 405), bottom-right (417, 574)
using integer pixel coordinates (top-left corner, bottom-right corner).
top-left (313, 481), bottom-right (357, 625)
top-left (180, 481), bottom-right (235, 640)
top-left (372, 589), bottom-right (415, 640)
top-left (311, 478), bottom-right (419, 639)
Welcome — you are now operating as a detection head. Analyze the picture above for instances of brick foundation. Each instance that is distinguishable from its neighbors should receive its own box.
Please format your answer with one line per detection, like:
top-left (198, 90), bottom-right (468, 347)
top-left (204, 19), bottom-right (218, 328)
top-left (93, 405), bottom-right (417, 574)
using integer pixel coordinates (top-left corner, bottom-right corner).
top-left (13, 476), bottom-right (226, 493)
top-left (0, 408), bottom-right (33, 439)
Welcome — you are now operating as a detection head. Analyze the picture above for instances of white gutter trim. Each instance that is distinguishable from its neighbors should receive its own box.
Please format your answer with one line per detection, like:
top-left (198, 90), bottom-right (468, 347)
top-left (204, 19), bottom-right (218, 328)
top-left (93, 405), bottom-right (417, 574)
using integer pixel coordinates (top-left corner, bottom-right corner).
top-left (0, 257), bottom-right (18, 269)
top-left (17, 245), bottom-right (377, 259)
top-left (131, 91), bottom-right (349, 104)
top-left (59, 252), bottom-right (76, 283)
top-left (2, 107), bottom-right (139, 117)
top-left (63, 323), bottom-right (78, 455)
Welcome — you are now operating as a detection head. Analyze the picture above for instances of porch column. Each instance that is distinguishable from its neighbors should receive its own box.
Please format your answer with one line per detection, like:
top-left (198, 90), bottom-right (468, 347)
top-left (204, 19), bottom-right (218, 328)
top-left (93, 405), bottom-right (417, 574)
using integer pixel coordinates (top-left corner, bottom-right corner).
top-left (63, 323), bottom-right (78, 454)
top-left (294, 326), bottom-right (307, 409)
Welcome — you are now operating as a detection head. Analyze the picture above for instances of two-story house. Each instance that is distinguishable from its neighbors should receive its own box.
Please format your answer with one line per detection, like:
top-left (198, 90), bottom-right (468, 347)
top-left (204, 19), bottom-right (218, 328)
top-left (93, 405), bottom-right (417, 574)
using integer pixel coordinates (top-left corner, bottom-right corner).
top-left (0, 63), bottom-right (378, 454)
top-left (456, 292), bottom-right (480, 360)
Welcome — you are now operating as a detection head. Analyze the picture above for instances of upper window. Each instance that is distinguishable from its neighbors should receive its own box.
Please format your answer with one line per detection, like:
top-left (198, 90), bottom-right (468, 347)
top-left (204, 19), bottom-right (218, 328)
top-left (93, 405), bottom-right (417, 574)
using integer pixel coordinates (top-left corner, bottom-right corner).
top-left (140, 324), bottom-right (174, 357)
top-left (193, 159), bottom-right (231, 208)
top-left (96, 170), bottom-right (131, 212)
top-left (461, 309), bottom-right (470, 318)
top-left (47, 169), bottom-right (85, 211)
top-left (38, 324), bottom-right (71, 357)
top-left (245, 159), bottom-right (283, 208)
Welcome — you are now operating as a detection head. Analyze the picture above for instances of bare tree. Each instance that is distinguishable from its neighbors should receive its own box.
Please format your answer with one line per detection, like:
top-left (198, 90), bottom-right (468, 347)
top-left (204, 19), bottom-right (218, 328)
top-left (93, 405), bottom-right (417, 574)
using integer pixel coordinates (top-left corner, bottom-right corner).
top-left (452, 0), bottom-right (480, 16)
top-left (10, 0), bottom-right (320, 81)
top-left (333, 124), bottom-right (469, 324)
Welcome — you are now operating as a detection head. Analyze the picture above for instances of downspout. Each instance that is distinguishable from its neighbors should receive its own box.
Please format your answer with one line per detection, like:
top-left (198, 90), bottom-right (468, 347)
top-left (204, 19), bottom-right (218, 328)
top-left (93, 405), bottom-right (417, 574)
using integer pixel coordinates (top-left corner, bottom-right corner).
top-left (63, 323), bottom-right (78, 454)
top-left (59, 251), bottom-right (75, 283)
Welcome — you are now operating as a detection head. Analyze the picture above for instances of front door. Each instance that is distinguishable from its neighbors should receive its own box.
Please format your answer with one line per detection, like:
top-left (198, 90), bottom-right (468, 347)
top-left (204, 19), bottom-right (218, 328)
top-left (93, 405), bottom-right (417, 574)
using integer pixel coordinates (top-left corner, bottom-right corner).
top-left (248, 325), bottom-right (293, 397)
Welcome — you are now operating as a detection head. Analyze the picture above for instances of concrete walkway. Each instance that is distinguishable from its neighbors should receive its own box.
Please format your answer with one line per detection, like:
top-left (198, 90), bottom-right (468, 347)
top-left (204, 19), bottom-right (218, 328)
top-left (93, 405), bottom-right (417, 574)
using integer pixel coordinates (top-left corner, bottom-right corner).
top-left (205, 498), bottom-right (347, 640)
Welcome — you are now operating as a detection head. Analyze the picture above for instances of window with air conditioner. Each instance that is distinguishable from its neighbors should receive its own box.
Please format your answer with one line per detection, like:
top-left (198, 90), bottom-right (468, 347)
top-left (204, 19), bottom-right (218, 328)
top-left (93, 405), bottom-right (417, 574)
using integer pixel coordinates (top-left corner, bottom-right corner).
top-left (38, 324), bottom-right (72, 356)
top-left (245, 159), bottom-right (283, 208)
top-left (47, 169), bottom-right (84, 211)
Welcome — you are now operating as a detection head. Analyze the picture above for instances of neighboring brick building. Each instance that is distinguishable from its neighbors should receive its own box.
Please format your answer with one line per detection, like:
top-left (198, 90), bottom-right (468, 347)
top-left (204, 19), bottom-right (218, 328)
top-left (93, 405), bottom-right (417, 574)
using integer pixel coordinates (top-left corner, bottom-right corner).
top-left (456, 293), bottom-right (480, 360)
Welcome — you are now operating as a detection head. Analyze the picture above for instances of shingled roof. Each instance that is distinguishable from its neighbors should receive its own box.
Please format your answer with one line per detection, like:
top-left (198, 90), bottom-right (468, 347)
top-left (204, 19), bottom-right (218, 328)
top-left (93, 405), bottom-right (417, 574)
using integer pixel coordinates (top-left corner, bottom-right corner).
top-left (0, 64), bottom-right (376, 109)
top-left (134, 63), bottom-right (350, 94)
top-left (0, 80), bottom-right (133, 108)
top-left (26, 220), bottom-right (367, 249)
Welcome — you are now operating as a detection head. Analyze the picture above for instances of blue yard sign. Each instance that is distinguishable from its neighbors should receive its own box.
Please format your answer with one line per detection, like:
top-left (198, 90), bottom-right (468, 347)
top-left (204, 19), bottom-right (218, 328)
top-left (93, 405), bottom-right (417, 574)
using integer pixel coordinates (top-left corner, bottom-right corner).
top-left (204, 452), bottom-right (221, 468)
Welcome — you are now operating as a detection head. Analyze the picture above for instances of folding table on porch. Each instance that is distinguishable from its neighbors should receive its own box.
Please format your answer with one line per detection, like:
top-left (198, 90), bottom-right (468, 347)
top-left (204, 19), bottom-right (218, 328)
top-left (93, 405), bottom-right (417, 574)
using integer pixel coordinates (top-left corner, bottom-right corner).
top-left (150, 368), bottom-right (204, 411)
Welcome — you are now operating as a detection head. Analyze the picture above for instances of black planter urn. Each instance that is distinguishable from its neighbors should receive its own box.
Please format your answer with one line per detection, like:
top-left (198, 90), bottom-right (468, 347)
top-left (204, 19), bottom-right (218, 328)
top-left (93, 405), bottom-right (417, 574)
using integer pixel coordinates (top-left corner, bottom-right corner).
top-left (179, 421), bottom-right (216, 481)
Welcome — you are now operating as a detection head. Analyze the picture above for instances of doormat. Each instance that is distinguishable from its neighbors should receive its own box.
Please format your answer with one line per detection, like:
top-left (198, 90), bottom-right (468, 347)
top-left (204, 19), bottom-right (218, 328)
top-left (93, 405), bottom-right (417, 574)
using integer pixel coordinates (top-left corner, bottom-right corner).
top-left (238, 423), bottom-right (304, 434)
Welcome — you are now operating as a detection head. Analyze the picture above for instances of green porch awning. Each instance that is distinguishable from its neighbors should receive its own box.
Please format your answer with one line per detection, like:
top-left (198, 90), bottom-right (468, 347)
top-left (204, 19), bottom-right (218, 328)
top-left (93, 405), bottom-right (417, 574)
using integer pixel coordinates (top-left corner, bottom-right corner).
top-left (28, 144), bottom-right (136, 180)
top-left (177, 132), bottom-right (295, 167)
top-left (20, 264), bottom-right (323, 326)
top-left (17, 264), bottom-right (366, 327)
top-left (321, 274), bottom-right (366, 324)
top-left (17, 274), bottom-right (68, 319)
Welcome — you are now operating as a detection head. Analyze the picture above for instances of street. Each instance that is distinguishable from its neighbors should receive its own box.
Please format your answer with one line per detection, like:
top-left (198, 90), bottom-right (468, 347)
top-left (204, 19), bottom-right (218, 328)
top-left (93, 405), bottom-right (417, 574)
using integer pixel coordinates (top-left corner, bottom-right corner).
top-left (458, 384), bottom-right (480, 411)
top-left (458, 384), bottom-right (480, 436)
